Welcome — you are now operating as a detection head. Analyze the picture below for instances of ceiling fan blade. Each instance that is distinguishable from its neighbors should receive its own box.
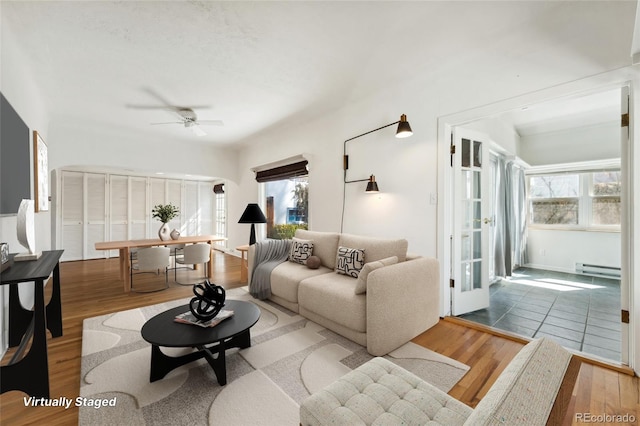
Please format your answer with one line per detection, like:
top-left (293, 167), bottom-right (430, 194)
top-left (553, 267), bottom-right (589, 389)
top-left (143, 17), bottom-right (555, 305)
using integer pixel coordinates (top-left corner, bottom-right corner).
top-left (150, 121), bottom-right (184, 125)
top-left (191, 125), bottom-right (207, 137)
top-left (197, 120), bottom-right (224, 126)
top-left (127, 105), bottom-right (178, 110)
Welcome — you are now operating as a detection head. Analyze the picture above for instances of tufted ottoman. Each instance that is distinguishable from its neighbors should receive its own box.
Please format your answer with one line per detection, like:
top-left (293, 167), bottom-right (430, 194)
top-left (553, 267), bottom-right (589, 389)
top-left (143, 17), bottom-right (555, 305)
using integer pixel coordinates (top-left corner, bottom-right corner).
top-left (300, 338), bottom-right (582, 426)
top-left (299, 357), bottom-right (472, 425)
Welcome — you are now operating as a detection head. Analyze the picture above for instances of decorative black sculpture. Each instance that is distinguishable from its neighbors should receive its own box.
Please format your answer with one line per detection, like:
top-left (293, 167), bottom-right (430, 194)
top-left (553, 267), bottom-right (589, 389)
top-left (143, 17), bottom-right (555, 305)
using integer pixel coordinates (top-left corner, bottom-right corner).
top-left (189, 280), bottom-right (226, 321)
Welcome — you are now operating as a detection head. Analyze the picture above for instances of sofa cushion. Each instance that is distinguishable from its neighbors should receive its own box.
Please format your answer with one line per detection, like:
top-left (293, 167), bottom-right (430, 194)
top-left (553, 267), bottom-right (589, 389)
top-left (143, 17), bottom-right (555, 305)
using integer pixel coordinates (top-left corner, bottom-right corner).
top-left (271, 261), bottom-right (332, 304)
top-left (335, 247), bottom-right (365, 278)
top-left (338, 234), bottom-right (408, 263)
top-left (298, 273), bottom-right (366, 333)
top-left (295, 230), bottom-right (340, 269)
top-left (355, 256), bottom-right (398, 295)
top-left (289, 237), bottom-right (314, 265)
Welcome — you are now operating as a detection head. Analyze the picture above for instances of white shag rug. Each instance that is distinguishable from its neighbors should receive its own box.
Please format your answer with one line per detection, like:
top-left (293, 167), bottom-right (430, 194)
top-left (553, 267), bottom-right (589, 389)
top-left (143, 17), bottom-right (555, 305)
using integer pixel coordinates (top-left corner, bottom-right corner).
top-left (79, 287), bottom-right (469, 425)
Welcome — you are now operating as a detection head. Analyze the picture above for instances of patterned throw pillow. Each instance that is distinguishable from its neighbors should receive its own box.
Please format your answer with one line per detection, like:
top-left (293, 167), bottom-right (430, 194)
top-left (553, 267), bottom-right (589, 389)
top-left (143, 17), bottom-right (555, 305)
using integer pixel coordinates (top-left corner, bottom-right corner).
top-left (289, 238), bottom-right (314, 265)
top-left (335, 246), bottom-right (365, 278)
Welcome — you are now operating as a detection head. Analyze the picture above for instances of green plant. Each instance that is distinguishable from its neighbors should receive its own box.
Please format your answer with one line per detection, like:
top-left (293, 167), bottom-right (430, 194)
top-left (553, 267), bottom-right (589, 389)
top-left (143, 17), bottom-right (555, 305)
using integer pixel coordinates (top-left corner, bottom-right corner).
top-left (152, 203), bottom-right (180, 223)
top-left (267, 223), bottom-right (308, 240)
top-left (291, 181), bottom-right (308, 222)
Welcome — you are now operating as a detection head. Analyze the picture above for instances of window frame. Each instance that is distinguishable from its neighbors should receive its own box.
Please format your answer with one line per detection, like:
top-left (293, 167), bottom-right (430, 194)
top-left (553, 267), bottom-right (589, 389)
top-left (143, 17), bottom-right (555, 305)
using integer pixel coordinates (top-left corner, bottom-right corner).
top-left (527, 169), bottom-right (621, 232)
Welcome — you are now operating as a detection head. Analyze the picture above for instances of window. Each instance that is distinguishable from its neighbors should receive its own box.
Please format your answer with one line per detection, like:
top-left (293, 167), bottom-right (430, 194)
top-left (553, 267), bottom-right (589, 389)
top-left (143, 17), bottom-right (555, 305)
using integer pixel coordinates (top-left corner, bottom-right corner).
top-left (528, 175), bottom-right (579, 225)
top-left (256, 159), bottom-right (309, 240)
top-left (265, 177), bottom-right (308, 239)
top-left (213, 183), bottom-right (226, 239)
top-left (591, 171), bottom-right (621, 225)
top-left (528, 171), bottom-right (620, 229)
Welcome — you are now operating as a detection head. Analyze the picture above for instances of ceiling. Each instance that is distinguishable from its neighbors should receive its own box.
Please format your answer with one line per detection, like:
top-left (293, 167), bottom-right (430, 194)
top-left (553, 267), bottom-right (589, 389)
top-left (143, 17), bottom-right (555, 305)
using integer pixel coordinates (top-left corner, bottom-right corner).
top-left (1, 1), bottom-right (637, 148)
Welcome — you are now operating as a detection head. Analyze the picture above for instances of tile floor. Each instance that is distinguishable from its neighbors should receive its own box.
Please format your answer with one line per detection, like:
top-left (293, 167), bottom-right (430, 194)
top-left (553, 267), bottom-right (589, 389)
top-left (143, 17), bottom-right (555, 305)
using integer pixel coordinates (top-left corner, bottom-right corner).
top-left (459, 267), bottom-right (622, 362)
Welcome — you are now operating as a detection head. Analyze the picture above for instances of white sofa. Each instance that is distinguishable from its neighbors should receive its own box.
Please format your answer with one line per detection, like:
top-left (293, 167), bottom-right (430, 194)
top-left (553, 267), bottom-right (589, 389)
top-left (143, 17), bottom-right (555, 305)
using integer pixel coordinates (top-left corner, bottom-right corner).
top-left (248, 229), bottom-right (440, 356)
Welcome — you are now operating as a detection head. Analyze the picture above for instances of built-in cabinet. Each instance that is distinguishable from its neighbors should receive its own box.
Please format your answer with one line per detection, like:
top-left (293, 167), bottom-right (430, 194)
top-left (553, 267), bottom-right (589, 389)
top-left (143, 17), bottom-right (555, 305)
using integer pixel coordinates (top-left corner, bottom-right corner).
top-left (59, 170), bottom-right (216, 261)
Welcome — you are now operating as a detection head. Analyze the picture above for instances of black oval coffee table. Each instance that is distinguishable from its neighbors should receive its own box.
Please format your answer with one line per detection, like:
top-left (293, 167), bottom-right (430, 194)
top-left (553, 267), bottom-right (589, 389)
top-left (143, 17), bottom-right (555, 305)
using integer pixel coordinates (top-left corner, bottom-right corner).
top-left (141, 299), bottom-right (260, 385)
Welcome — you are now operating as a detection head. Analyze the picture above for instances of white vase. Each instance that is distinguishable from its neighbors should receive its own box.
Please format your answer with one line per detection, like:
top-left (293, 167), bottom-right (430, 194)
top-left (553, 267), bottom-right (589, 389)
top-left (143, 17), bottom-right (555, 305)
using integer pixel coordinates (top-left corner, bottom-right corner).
top-left (158, 223), bottom-right (171, 241)
top-left (170, 229), bottom-right (181, 240)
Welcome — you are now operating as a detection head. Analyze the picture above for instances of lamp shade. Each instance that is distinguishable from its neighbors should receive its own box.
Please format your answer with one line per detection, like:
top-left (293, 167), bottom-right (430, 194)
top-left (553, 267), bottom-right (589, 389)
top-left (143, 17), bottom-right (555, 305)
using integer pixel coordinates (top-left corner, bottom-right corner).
top-left (238, 203), bottom-right (267, 224)
top-left (396, 114), bottom-right (413, 138)
top-left (238, 203), bottom-right (267, 245)
top-left (365, 175), bottom-right (379, 193)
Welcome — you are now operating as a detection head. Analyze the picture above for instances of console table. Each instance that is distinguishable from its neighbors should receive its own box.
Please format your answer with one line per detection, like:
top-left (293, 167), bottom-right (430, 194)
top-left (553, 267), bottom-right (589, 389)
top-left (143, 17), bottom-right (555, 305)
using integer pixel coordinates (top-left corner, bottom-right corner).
top-left (0, 249), bottom-right (64, 398)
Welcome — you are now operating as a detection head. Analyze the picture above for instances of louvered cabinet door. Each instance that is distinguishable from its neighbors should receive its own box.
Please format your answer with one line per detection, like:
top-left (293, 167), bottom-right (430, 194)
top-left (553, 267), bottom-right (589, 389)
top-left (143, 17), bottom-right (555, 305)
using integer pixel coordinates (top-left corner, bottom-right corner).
top-left (61, 171), bottom-right (84, 261)
top-left (166, 179), bottom-right (182, 235)
top-left (199, 182), bottom-right (214, 235)
top-left (129, 177), bottom-right (148, 240)
top-left (184, 181), bottom-right (199, 236)
top-left (85, 173), bottom-right (107, 259)
top-left (109, 175), bottom-right (128, 258)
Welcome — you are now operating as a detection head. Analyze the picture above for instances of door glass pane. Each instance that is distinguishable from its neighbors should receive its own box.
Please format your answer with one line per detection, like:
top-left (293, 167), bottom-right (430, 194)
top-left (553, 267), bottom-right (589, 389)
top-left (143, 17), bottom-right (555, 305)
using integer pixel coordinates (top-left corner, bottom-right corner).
top-left (473, 261), bottom-right (482, 289)
top-left (462, 170), bottom-right (471, 199)
top-left (462, 233), bottom-right (471, 261)
top-left (473, 230), bottom-right (481, 258)
top-left (473, 201), bottom-right (482, 229)
top-left (462, 138), bottom-right (471, 168)
top-left (473, 171), bottom-right (481, 198)
top-left (473, 140), bottom-right (482, 167)
top-left (463, 201), bottom-right (471, 229)
top-left (461, 263), bottom-right (471, 292)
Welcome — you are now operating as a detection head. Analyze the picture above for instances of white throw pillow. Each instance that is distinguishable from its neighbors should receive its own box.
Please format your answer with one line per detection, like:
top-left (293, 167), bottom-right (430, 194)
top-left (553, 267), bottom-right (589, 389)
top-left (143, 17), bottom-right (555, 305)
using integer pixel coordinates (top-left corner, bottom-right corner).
top-left (354, 256), bottom-right (398, 294)
top-left (289, 238), bottom-right (314, 265)
top-left (335, 246), bottom-right (365, 278)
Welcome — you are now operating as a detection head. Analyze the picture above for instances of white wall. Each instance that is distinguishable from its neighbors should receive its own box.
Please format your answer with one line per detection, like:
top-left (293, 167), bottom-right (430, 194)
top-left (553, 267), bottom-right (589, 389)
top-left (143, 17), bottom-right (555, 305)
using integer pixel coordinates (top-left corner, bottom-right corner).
top-left (464, 117), bottom-right (521, 157)
top-left (0, 23), bottom-right (51, 357)
top-left (526, 229), bottom-right (621, 273)
top-left (520, 122), bottom-right (620, 165)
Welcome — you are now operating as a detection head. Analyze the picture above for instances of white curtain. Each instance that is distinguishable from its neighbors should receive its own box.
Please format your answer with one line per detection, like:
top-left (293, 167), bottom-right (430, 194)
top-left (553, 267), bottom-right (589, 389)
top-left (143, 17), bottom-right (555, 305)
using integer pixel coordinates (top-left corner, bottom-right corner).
top-left (493, 158), bottom-right (528, 277)
top-left (509, 163), bottom-right (528, 268)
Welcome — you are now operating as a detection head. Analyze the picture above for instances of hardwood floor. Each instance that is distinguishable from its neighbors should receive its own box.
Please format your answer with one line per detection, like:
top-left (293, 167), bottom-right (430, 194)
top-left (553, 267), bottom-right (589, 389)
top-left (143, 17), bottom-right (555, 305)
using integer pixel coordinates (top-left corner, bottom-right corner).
top-left (1, 253), bottom-right (638, 425)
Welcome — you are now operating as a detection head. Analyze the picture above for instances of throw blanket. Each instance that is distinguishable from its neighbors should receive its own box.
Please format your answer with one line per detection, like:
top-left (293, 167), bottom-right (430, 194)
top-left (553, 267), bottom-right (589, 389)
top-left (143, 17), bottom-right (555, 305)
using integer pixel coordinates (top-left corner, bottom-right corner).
top-left (249, 239), bottom-right (291, 300)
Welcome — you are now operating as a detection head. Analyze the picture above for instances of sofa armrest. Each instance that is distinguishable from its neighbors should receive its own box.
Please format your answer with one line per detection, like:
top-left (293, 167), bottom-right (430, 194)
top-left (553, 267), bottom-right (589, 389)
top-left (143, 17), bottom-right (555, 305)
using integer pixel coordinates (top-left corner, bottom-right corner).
top-left (463, 337), bottom-right (581, 425)
top-left (366, 257), bottom-right (440, 356)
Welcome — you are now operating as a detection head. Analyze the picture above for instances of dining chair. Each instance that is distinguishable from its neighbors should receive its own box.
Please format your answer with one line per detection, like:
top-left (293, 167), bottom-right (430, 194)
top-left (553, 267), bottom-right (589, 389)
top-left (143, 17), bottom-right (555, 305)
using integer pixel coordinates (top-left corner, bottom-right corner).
top-left (131, 247), bottom-right (171, 292)
top-left (174, 243), bottom-right (211, 285)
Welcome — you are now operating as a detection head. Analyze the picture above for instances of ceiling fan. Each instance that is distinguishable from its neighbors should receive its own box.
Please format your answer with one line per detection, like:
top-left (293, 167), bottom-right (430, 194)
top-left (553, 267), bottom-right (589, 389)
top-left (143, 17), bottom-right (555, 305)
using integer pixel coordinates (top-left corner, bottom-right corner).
top-left (150, 108), bottom-right (223, 137)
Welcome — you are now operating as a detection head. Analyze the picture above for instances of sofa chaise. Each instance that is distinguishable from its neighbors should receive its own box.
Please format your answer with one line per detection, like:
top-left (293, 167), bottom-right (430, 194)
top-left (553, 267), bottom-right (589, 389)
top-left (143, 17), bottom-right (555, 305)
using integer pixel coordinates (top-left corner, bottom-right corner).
top-left (248, 229), bottom-right (440, 356)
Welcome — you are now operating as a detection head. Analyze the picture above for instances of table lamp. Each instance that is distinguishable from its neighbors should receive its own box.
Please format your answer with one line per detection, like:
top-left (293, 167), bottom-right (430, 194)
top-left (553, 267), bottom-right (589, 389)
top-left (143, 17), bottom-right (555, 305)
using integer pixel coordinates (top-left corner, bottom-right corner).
top-left (238, 203), bottom-right (267, 245)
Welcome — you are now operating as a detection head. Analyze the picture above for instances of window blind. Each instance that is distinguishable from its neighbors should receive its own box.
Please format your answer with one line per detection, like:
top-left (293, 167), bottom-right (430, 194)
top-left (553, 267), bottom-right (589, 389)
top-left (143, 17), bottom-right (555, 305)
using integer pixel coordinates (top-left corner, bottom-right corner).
top-left (255, 160), bottom-right (308, 183)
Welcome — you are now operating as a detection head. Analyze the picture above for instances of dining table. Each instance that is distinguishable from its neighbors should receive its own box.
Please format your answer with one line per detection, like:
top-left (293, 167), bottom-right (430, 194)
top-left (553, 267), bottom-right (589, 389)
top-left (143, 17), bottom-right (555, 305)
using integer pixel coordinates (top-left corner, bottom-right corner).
top-left (95, 235), bottom-right (226, 292)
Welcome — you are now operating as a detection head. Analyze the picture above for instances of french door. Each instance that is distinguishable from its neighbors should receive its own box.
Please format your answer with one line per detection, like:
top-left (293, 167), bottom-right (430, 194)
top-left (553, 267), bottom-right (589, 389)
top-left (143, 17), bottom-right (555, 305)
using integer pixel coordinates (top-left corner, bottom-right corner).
top-left (451, 127), bottom-right (492, 315)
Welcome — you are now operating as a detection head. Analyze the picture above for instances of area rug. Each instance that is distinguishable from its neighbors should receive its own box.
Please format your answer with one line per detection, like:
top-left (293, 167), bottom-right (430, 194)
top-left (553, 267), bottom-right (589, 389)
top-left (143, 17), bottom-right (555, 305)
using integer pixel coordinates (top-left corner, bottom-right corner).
top-left (79, 287), bottom-right (469, 425)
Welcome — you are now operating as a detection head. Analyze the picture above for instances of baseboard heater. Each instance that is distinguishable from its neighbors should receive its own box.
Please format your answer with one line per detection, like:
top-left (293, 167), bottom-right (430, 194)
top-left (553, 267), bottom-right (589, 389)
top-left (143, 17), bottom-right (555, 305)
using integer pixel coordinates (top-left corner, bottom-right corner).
top-left (575, 262), bottom-right (621, 279)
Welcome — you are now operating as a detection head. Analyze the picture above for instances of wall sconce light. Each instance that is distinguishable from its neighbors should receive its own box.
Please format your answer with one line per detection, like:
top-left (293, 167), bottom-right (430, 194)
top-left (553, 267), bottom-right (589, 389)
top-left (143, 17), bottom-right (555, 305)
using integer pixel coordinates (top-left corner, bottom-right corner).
top-left (341, 114), bottom-right (413, 231)
top-left (345, 174), bottom-right (379, 193)
top-left (343, 114), bottom-right (413, 176)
